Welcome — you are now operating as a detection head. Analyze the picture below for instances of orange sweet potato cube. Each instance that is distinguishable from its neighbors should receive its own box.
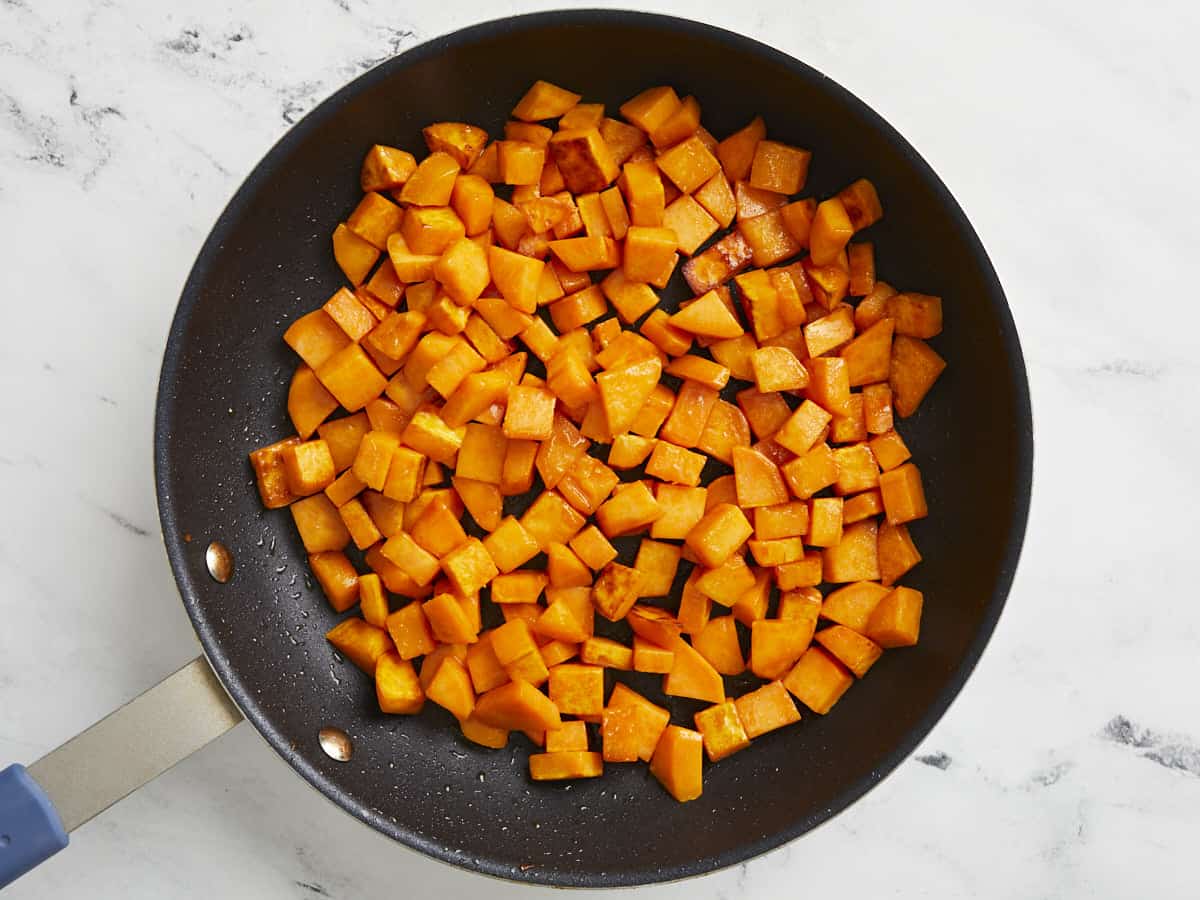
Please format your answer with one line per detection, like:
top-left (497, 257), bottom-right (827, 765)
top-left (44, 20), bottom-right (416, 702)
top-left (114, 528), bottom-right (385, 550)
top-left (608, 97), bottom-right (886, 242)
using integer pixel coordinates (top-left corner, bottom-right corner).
top-left (544, 719), bottom-right (589, 754)
top-left (619, 159), bottom-right (666, 227)
top-left (291, 493), bottom-right (350, 552)
top-left (749, 346), bottom-right (808, 394)
top-left (358, 572), bottom-right (388, 627)
top-left (402, 206), bottom-right (467, 256)
top-left (399, 151), bottom-right (460, 206)
top-left (512, 80), bottom-right (581, 121)
top-left (619, 85), bottom-right (681, 133)
top-left (326, 618), bottom-right (392, 675)
top-left (631, 539), bottom-right (680, 597)
top-left (825, 518), bottom-right (883, 588)
top-left (695, 553), bottom-right (757, 607)
top-left (681, 231), bottom-right (753, 294)
top-left (432, 237), bottom-right (490, 306)
top-left (548, 663), bottom-right (605, 716)
top-left (409, 498), bottom-right (467, 557)
top-left (351, 430), bottom-right (400, 491)
top-left (837, 178), bottom-right (884, 231)
top-left (783, 646), bottom-right (854, 714)
top-left (569, 525), bottom-right (619, 570)
top-left (808, 497), bottom-right (844, 548)
top-left (361, 144), bottom-right (417, 192)
top-left (315, 344), bottom-right (387, 412)
top-left (815, 625), bottom-right (883, 677)
top-left (684, 503), bottom-right (752, 568)
top-left (754, 501), bottom-right (810, 540)
top-left (423, 592), bottom-right (479, 644)
top-left (500, 439), bottom-right (538, 495)
top-left (422, 121), bottom-right (488, 170)
top-left (546, 543), bottom-right (592, 589)
top-left (581, 636), bottom-right (633, 670)
top-left (810, 197), bottom-right (855, 266)
top-left (694, 700), bottom-right (751, 762)
top-left (375, 651), bottom-right (424, 714)
top-left (866, 586), bottom-right (923, 647)
top-left (496, 385), bottom-right (552, 441)
top-left (282, 439), bottom-right (336, 497)
top-left (347, 191), bottom-right (405, 250)
top-left (548, 235), bottom-right (620, 272)
top-left (308, 550), bottom-right (360, 612)
top-left (632, 636), bottom-right (675, 674)
top-left (769, 401), bottom-right (827, 458)
top-left (738, 209), bottom-right (801, 267)
top-left (380, 531), bottom-right (440, 586)
top-left (848, 242), bottom-right (875, 296)
top-left (843, 489), bottom-right (883, 524)
top-left (557, 455), bottom-right (620, 515)
top-left (434, 538), bottom-right (495, 599)
top-left (889, 335), bottom-right (946, 418)
top-left (424, 657), bottom-right (475, 720)
top-left (663, 193), bottom-right (719, 255)
top-left (878, 520), bottom-right (922, 587)
top-left (730, 445), bottom-right (787, 508)
top-left (595, 481), bottom-right (663, 537)
top-left (750, 618), bottom-right (815, 680)
top-left (778, 587), bottom-right (822, 623)
top-left (649, 484), bottom-right (708, 541)
top-left (805, 306), bottom-right (856, 358)
top-left (669, 290), bottom-right (744, 339)
top-left (549, 127), bottom-right (619, 193)
top-left (692, 615), bottom-right (745, 675)
top-left (716, 116), bottom-right (765, 182)
top-left (590, 562), bottom-right (644, 621)
top-left (650, 725), bottom-right (704, 802)
top-left (498, 140), bottom-right (545, 186)
top-left (529, 750), bottom-right (604, 780)
top-left (338, 497), bottom-right (382, 550)
top-left (749, 140), bottom-right (811, 195)
top-left (450, 173), bottom-right (495, 236)
top-left (734, 680), bottom-right (801, 738)
top-left (879, 462), bottom-right (929, 524)
top-left (283, 310), bottom-right (353, 371)
top-left (833, 444), bottom-right (881, 496)
top-left (622, 226), bottom-right (677, 283)
top-left (474, 680), bottom-right (561, 733)
top-left (385, 601), bottom-right (436, 659)
top-left (863, 384), bottom-right (895, 436)
top-left (607, 434), bottom-right (655, 469)
top-left (249, 437), bottom-right (301, 509)
top-left (781, 442), bottom-right (837, 499)
top-left (821, 580), bottom-right (891, 634)
top-left (332, 223), bottom-right (380, 285)
top-left (521, 491), bottom-right (586, 549)
top-left (840, 318), bottom-right (894, 388)
top-left (603, 683), bottom-right (670, 763)
top-left (401, 410), bottom-right (463, 466)
top-left (657, 134), bottom-right (721, 194)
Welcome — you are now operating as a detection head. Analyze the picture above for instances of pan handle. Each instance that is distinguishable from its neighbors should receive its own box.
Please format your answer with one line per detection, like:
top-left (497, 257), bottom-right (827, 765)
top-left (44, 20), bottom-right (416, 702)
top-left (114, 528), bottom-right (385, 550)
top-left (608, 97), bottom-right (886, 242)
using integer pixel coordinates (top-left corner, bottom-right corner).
top-left (0, 656), bottom-right (242, 888)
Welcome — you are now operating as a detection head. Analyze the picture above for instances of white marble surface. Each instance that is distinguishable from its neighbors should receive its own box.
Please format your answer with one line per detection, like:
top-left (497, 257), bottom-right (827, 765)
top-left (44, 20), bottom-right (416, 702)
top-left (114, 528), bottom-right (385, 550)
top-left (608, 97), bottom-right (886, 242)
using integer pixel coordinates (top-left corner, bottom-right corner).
top-left (1, 0), bottom-right (1198, 896)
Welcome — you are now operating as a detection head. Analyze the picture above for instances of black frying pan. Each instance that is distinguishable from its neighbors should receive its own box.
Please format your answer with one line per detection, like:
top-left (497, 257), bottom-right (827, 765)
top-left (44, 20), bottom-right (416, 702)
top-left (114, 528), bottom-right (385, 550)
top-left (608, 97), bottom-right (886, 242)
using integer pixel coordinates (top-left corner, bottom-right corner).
top-left (151, 9), bottom-right (1032, 888)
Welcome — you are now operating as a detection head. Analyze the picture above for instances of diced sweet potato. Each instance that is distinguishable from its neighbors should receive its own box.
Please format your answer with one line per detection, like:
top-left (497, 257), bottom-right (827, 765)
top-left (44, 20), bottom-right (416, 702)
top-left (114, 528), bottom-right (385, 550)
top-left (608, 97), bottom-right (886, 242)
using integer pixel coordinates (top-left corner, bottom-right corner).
top-left (889, 335), bottom-right (946, 417)
top-left (815, 625), bottom-right (882, 677)
top-left (650, 725), bottom-right (704, 802)
top-left (783, 646), bottom-right (854, 714)
top-left (694, 700), bottom-right (751, 762)
top-left (326, 618), bottom-right (392, 675)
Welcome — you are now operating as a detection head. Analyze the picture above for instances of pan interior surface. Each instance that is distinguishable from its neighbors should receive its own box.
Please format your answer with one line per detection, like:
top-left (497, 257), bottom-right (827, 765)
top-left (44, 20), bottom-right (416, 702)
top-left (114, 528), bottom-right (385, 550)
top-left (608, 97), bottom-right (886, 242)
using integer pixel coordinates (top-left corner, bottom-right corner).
top-left (155, 10), bottom-right (1031, 887)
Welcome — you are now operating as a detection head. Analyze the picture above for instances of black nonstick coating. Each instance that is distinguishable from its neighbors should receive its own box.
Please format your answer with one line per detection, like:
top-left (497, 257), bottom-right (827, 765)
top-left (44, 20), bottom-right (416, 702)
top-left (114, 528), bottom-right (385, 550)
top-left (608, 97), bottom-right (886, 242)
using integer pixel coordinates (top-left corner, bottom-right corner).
top-left (154, 10), bottom-right (1032, 888)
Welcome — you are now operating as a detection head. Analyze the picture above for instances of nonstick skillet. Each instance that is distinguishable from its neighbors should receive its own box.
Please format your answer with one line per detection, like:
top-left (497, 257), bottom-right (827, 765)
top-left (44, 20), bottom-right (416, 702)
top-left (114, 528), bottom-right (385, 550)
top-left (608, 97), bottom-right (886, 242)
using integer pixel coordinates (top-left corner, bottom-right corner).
top-left (0, 9), bottom-right (1032, 890)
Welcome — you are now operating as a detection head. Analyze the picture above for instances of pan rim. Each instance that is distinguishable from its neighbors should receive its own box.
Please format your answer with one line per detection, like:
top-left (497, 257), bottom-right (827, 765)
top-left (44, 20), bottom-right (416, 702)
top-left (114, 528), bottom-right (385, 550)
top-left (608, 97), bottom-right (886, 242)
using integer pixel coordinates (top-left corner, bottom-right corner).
top-left (154, 7), bottom-right (1033, 887)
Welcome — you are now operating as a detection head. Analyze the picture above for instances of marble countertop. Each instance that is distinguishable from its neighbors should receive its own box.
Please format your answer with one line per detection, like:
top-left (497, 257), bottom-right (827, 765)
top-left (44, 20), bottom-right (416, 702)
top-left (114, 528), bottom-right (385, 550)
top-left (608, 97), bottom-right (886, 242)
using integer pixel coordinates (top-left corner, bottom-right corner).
top-left (2, 0), bottom-right (1197, 896)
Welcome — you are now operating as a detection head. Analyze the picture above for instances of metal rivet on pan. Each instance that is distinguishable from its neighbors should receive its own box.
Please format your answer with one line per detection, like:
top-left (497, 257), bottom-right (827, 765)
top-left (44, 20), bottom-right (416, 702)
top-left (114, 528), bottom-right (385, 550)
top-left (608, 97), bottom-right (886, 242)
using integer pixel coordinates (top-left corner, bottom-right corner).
top-left (206, 541), bottom-right (233, 583)
top-left (319, 727), bottom-right (353, 762)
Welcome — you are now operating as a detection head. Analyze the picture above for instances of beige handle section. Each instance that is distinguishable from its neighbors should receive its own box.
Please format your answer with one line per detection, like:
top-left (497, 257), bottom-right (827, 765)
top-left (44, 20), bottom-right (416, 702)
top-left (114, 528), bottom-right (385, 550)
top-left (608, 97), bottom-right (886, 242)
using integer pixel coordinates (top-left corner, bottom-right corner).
top-left (26, 656), bottom-right (243, 832)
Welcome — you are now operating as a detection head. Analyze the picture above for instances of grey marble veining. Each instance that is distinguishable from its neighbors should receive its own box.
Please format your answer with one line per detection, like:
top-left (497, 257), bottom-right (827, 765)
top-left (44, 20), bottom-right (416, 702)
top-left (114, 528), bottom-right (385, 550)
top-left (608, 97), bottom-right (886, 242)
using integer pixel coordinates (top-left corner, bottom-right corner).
top-left (2, 0), bottom-right (1198, 897)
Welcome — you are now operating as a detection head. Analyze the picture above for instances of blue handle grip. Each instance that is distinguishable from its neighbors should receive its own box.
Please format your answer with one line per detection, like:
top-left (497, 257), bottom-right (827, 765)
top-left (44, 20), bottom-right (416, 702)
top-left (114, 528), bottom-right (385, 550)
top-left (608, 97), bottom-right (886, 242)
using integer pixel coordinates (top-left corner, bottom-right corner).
top-left (0, 764), bottom-right (68, 889)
